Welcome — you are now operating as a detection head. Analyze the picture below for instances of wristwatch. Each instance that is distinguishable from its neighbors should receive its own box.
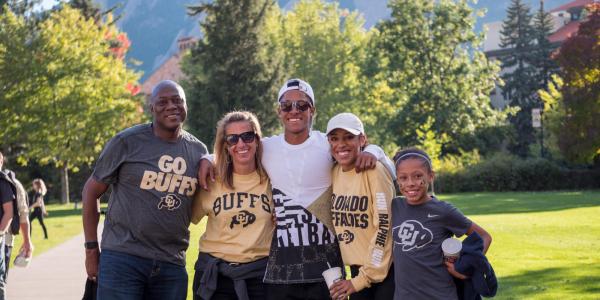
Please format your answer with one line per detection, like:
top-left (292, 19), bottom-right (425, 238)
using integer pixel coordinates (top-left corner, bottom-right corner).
top-left (84, 241), bottom-right (99, 249)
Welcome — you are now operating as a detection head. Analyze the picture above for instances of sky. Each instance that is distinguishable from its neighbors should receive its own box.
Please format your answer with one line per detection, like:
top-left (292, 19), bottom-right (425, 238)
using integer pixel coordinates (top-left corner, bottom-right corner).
top-left (40, 0), bottom-right (57, 10)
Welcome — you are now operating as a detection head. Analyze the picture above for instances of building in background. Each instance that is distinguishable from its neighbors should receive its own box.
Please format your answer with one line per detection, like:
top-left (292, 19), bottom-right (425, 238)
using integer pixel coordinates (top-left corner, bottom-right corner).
top-left (484, 0), bottom-right (597, 108)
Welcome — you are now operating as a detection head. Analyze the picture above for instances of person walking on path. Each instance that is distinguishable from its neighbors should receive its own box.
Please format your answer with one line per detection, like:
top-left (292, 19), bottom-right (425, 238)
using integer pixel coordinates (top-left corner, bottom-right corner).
top-left (29, 178), bottom-right (48, 239)
top-left (82, 80), bottom-right (208, 300)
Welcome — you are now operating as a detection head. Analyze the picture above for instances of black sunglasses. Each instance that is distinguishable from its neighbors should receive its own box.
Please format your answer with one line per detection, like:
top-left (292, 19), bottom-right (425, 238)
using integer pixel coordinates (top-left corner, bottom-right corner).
top-left (279, 100), bottom-right (312, 112)
top-left (225, 131), bottom-right (256, 146)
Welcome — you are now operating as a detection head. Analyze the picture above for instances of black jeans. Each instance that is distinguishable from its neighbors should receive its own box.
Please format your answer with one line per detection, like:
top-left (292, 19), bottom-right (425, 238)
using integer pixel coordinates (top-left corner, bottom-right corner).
top-left (265, 281), bottom-right (331, 300)
top-left (349, 265), bottom-right (395, 300)
top-left (30, 208), bottom-right (48, 239)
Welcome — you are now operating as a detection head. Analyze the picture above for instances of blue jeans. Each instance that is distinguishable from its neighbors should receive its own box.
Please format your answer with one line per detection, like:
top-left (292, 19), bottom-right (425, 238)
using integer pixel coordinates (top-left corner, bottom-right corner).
top-left (97, 249), bottom-right (188, 300)
top-left (0, 236), bottom-right (6, 300)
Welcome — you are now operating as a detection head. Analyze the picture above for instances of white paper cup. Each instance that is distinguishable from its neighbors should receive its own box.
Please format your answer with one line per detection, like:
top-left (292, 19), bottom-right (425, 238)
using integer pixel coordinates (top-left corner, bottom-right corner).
top-left (13, 253), bottom-right (31, 268)
top-left (442, 237), bottom-right (462, 262)
top-left (322, 267), bottom-right (342, 288)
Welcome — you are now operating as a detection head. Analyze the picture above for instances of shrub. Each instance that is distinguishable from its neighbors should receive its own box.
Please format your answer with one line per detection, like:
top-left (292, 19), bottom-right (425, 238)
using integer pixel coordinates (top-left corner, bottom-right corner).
top-left (436, 154), bottom-right (600, 193)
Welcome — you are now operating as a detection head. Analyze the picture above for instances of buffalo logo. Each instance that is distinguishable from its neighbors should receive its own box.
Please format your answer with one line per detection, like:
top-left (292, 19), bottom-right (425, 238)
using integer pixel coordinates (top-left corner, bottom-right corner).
top-left (337, 230), bottom-right (355, 244)
top-left (392, 220), bottom-right (433, 251)
top-left (158, 194), bottom-right (182, 211)
top-left (230, 210), bottom-right (256, 229)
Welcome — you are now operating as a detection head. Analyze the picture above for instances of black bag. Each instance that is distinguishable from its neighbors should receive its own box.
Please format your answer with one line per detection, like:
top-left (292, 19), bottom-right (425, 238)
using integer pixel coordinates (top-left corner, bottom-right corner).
top-left (82, 278), bottom-right (97, 300)
top-left (0, 170), bottom-right (24, 235)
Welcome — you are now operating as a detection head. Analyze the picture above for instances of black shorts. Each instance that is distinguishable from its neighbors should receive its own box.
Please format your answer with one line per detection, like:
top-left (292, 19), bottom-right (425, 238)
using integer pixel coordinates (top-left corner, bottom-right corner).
top-left (265, 281), bottom-right (331, 300)
top-left (349, 264), bottom-right (394, 300)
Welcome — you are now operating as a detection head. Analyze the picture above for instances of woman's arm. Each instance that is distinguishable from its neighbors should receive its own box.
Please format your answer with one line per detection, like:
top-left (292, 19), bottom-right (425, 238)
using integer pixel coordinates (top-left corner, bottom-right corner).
top-left (30, 193), bottom-right (42, 208)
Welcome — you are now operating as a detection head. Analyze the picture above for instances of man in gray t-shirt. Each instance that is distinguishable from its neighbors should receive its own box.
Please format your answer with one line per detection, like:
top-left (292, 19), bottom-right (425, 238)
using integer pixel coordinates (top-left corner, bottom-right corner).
top-left (391, 196), bottom-right (471, 300)
top-left (82, 80), bottom-right (207, 300)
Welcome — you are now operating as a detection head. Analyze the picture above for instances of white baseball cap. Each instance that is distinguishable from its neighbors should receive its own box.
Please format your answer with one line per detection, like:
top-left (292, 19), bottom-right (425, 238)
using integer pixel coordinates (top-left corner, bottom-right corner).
top-left (326, 113), bottom-right (365, 136)
top-left (278, 78), bottom-right (315, 105)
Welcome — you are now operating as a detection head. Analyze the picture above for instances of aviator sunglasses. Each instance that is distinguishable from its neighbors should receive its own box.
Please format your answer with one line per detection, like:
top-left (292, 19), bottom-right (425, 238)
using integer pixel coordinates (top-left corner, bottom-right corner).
top-left (279, 100), bottom-right (312, 112)
top-left (225, 131), bottom-right (256, 146)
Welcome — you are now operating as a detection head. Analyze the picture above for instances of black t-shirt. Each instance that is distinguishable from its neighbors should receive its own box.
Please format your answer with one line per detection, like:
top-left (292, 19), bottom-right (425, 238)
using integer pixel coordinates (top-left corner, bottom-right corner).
top-left (0, 179), bottom-right (15, 220)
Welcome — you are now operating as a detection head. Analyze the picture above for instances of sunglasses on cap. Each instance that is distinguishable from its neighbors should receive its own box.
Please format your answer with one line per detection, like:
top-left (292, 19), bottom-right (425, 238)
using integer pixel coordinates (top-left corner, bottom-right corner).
top-left (225, 131), bottom-right (256, 146)
top-left (279, 100), bottom-right (312, 112)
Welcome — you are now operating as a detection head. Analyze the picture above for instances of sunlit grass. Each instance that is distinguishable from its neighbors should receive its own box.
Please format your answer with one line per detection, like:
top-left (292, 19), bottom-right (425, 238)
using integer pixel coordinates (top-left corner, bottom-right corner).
top-left (18, 192), bottom-right (600, 300)
top-left (10, 203), bottom-right (83, 266)
top-left (437, 192), bottom-right (600, 299)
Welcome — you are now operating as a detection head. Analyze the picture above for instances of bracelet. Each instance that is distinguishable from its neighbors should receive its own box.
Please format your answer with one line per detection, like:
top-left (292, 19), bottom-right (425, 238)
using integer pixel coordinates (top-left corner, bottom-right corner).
top-left (84, 241), bottom-right (99, 249)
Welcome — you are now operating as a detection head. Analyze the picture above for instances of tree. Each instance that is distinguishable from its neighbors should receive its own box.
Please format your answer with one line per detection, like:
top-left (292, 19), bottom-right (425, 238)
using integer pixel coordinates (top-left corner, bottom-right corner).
top-left (0, 6), bottom-right (144, 203)
top-left (183, 0), bottom-right (284, 148)
top-left (0, 0), bottom-right (41, 15)
top-left (531, 0), bottom-right (559, 89)
top-left (538, 74), bottom-right (564, 159)
top-left (546, 3), bottom-right (600, 163)
top-left (371, 0), bottom-right (506, 155)
top-left (499, 0), bottom-right (539, 156)
top-left (69, 0), bottom-right (102, 21)
top-left (274, 0), bottom-right (371, 132)
top-left (69, 0), bottom-right (122, 25)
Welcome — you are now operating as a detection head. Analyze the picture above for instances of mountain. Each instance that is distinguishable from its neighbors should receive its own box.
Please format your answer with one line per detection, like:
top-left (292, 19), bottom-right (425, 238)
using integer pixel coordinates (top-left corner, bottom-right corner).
top-left (96, 0), bottom-right (572, 81)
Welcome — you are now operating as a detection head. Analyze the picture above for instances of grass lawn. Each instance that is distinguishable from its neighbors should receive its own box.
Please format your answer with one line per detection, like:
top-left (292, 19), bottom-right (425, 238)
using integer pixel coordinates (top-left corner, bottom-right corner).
top-left (186, 191), bottom-right (600, 299)
top-left (15, 192), bottom-right (599, 299)
top-left (439, 191), bottom-right (600, 300)
top-left (10, 203), bottom-right (84, 265)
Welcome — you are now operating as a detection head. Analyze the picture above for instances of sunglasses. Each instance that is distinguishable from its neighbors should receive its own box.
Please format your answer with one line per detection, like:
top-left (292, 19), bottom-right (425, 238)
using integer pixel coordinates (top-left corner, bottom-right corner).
top-left (279, 100), bottom-right (312, 112)
top-left (225, 131), bottom-right (256, 146)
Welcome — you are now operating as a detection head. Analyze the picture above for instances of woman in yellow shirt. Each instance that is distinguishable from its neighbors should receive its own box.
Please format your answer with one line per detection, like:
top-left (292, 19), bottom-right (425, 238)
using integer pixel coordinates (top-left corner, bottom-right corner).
top-left (191, 111), bottom-right (273, 300)
top-left (326, 113), bottom-right (395, 300)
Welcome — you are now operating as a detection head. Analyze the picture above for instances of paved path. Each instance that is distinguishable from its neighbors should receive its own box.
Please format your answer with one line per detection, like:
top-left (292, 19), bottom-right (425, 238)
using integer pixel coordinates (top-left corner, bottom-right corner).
top-left (7, 230), bottom-right (95, 300)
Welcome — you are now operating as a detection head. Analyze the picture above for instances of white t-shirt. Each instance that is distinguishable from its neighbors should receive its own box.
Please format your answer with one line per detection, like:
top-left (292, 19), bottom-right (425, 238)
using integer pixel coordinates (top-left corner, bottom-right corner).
top-left (261, 130), bottom-right (395, 283)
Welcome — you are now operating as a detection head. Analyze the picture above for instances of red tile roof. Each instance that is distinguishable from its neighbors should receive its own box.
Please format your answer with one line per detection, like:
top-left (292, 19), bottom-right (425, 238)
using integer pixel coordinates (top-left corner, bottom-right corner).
top-left (548, 20), bottom-right (582, 42)
top-left (550, 0), bottom-right (595, 13)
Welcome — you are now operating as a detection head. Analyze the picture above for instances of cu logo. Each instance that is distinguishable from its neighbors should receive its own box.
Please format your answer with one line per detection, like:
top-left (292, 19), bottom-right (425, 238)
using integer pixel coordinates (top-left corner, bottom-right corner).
top-left (337, 229), bottom-right (355, 244)
top-left (393, 220), bottom-right (433, 251)
top-left (230, 210), bottom-right (256, 229)
top-left (158, 194), bottom-right (182, 211)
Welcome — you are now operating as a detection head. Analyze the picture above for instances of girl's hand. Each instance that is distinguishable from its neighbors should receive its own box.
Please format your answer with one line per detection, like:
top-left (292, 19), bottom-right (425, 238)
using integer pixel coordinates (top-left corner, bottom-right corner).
top-left (329, 279), bottom-right (356, 300)
top-left (445, 261), bottom-right (468, 280)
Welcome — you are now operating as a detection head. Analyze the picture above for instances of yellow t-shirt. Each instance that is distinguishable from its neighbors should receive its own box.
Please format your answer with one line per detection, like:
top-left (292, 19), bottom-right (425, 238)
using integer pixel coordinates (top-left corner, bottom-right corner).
top-left (331, 162), bottom-right (395, 291)
top-left (192, 171), bottom-right (274, 263)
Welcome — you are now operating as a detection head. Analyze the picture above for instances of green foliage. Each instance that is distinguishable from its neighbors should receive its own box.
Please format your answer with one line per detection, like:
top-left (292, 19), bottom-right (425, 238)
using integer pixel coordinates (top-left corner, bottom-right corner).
top-left (531, 0), bottom-right (559, 88)
top-left (274, 0), bottom-right (371, 132)
top-left (371, 0), bottom-right (505, 150)
top-left (183, 0), bottom-right (284, 148)
top-left (0, 0), bottom-right (40, 15)
top-left (499, 0), bottom-right (542, 156)
top-left (69, 0), bottom-right (102, 21)
top-left (441, 192), bottom-right (600, 300)
top-left (437, 149), bottom-right (481, 175)
top-left (436, 153), bottom-right (600, 193)
top-left (538, 74), bottom-right (564, 159)
top-left (550, 3), bottom-right (600, 164)
top-left (415, 117), bottom-right (446, 168)
top-left (0, 6), bottom-right (144, 169)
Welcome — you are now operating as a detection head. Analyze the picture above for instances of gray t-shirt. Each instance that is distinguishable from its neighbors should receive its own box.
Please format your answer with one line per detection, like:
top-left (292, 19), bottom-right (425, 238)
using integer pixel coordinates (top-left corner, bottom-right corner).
top-left (391, 196), bottom-right (472, 300)
top-left (93, 123), bottom-right (207, 266)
